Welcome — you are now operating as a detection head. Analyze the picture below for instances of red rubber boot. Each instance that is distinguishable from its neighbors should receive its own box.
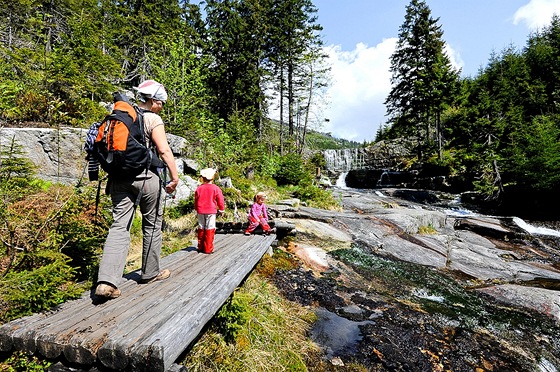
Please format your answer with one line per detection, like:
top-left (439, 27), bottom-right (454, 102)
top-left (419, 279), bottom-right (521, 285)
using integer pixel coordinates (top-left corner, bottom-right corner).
top-left (204, 228), bottom-right (216, 254)
top-left (197, 228), bottom-right (205, 252)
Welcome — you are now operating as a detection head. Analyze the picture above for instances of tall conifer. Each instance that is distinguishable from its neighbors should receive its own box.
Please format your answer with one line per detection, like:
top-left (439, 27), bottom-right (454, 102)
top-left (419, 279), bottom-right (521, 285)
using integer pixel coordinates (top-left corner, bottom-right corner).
top-left (385, 0), bottom-right (459, 158)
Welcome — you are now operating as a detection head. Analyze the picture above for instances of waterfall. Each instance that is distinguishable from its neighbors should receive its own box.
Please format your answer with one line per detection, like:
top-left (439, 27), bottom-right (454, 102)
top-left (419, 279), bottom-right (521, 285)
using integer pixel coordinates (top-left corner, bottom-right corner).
top-left (513, 217), bottom-right (560, 238)
top-left (376, 169), bottom-right (390, 187)
top-left (323, 148), bottom-right (365, 172)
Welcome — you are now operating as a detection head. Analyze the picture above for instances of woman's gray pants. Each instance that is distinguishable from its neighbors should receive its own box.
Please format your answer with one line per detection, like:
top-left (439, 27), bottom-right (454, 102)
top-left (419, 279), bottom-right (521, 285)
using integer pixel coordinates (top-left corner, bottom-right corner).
top-left (97, 170), bottom-right (163, 287)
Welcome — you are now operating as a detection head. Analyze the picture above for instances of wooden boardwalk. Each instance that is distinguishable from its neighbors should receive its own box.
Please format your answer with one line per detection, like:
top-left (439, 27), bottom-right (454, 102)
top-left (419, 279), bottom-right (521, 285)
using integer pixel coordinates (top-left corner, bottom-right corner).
top-left (0, 233), bottom-right (276, 371)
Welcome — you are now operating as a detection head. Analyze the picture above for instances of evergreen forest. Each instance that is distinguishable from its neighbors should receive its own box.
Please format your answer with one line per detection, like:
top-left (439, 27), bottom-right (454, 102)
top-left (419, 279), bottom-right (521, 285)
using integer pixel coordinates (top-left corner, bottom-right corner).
top-left (381, 1), bottom-right (560, 217)
top-left (2, 0), bottom-right (560, 368)
top-left (1, 0), bottom-right (559, 209)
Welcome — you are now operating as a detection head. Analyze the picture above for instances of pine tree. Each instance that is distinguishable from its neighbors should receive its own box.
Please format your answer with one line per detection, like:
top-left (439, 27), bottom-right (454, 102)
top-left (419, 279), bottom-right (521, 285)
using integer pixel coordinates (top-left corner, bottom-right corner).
top-left (204, 0), bottom-right (268, 132)
top-left (385, 0), bottom-right (459, 159)
top-left (103, 0), bottom-right (185, 85)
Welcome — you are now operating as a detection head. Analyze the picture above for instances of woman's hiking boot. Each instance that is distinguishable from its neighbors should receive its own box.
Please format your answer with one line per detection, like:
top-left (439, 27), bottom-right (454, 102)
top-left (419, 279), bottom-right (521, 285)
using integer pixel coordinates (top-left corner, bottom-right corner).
top-left (95, 283), bottom-right (121, 299)
top-left (140, 269), bottom-right (171, 284)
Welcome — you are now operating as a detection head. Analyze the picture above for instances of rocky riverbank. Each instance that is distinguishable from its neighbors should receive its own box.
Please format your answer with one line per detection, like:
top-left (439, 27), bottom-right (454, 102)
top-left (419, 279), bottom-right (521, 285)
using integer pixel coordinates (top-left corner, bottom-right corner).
top-left (269, 188), bottom-right (560, 371)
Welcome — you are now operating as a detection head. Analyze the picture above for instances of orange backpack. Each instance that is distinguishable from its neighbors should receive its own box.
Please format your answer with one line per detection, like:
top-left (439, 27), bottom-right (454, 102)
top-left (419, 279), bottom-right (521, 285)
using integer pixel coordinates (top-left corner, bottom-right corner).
top-left (85, 93), bottom-right (163, 180)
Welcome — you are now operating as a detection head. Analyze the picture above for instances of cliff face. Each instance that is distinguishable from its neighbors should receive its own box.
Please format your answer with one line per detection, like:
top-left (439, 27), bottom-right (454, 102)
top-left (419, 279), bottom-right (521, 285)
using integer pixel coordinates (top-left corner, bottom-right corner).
top-left (0, 128), bottom-right (89, 185)
top-left (0, 127), bottom-right (197, 200)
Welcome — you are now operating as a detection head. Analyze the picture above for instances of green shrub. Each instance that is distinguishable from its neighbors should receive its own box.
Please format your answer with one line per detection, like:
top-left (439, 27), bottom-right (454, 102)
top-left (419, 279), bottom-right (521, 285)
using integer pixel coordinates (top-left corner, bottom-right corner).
top-left (288, 184), bottom-right (340, 210)
top-left (0, 182), bottom-right (108, 321)
top-left (166, 195), bottom-right (195, 219)
top-left (2, 351), bottom-right (52, 371)
top-left (182, 272), bottom-right (316, 371)
top-left (274, 153), bottom-right (312, 186)
top-left (0, 252), bottom-right (85, 322)
top-left (214, 294), bottom-right (250, 343)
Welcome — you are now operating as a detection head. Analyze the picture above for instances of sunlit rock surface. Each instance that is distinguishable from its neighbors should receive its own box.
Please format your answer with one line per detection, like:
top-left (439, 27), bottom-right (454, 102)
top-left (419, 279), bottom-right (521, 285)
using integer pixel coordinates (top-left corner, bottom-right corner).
top-left (270, 188), bottom-right (560, 370)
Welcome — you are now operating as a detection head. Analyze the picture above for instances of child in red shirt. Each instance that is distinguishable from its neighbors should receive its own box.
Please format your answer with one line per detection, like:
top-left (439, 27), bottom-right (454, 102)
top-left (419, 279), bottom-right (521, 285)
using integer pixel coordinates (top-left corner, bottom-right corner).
top-left (194, 168), bottom-right (225, 253)
top-left (244, 192), bottom-right (274, 235)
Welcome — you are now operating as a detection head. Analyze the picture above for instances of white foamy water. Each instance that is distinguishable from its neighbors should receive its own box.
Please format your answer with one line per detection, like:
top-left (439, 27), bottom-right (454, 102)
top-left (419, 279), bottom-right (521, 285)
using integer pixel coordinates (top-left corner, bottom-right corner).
top-left (513, 217), bottom-right (560, 238)
top-left (413, 288), bottom-right (445, 303)
top-left (445, 208), bottom-right (476, 217)
top-left (335, 172), bottom-right (349, 188)
top-left (539, 358), bottom-right (558, 372)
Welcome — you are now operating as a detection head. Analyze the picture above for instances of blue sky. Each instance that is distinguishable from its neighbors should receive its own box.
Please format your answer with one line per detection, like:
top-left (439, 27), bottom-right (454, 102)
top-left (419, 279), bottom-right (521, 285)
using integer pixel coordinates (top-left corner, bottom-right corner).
top-left (309, 0), bottom-right (560, 142)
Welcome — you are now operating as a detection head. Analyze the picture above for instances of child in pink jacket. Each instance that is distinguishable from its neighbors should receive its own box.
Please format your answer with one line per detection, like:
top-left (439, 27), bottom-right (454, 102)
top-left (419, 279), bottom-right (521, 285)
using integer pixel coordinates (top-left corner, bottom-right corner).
top-left (244, 192), bottom-right (274, 235)
top-left (194, 168), bottom-right (225, 253)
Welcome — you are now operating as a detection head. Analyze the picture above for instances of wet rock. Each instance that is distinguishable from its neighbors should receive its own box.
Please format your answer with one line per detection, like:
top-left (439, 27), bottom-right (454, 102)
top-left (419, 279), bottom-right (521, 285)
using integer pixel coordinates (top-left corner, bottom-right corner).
top-left (276, 188), bottom-right (560, 320)
top-left (272, 187), bottom-right (560, 370)
top-left (309, 307), bottom-right (373, 360)
top-left (289, 219), bottom-right (353, 243)
top-left (286, 242), bottom-right (330, 273)
top-left (476, 284), bottom-right (560, 323)
top-left (276, 198), bottom-right (302, 207)
top-left (454, 216), bottom-right (514, 240)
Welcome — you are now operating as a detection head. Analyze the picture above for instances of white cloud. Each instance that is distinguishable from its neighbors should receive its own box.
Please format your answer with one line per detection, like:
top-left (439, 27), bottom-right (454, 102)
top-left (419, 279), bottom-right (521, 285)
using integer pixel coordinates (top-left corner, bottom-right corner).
top-left (320, 39), bottom-right (396, 142)
top-left (444, 43), bottom-right (464, 73)
top-left (320, 39), bottom-right (463, 142)
top-left (513, 0), bottom-right (560, 29)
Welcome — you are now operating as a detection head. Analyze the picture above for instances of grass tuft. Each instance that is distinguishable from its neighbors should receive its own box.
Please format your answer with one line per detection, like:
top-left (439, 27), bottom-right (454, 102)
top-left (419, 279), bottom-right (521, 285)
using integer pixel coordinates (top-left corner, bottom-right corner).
top-left (180, 271), bottom-right (319, 371)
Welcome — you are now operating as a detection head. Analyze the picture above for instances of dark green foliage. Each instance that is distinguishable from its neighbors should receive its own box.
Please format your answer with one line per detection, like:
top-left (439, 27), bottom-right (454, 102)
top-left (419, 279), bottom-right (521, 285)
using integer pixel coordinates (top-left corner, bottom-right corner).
top-left (0, 183), bottom-right (106, 321)
top-left (3, 351), bottom-right (52, 371)
top-left (434, 15), bottom-right (560, 197)
top-left (385, 0), bottom-right (459, 157)
top-left (203, 0), bottom-right (272, 135)
top-left (290, 184), bottom-right (337, 209)
top-left (382, 7), bottom-right (560, 201)
top-left (0, 136), bottom-right (37, 191)
top-left (506, 114), bottom-right (560, 191)
top-left (273, 153), bottom-right (312, 186)
top-left (214, 294), bottom-right (250, 343)
top-left (305, 130), bottom-right (362, 150)
top-left (166, 196), bottom-right (195, 219)
top-left (308, 152), bottom-right (326, 170)
top-left (0, 145), bottom-right (109, 321)
top-left (0, 254), bottom-right (84, 322)
top-left (195, 110), bottom-right (261, 179)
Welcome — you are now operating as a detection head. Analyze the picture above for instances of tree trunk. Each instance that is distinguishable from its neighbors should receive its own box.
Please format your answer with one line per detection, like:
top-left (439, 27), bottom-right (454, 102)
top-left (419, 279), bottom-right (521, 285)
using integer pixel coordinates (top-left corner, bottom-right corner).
top-left (288, 62), bottom-right (294, 136)
top-left (437, 110), bottom-right (442, 161)
top-left (279, 65), bottom-right (285, 156)
top-left (299, 66), bottom-right (314, 155)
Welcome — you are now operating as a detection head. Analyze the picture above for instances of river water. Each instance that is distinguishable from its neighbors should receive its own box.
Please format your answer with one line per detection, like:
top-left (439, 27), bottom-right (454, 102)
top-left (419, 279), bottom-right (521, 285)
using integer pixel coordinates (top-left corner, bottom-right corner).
top-left (334, 171), bottom-right (560, 241)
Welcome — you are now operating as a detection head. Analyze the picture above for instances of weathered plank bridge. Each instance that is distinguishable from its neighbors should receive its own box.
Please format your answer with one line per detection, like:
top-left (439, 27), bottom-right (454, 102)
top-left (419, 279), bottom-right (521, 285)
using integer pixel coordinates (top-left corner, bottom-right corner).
top-left (0, 233), bottom-right (277, 371)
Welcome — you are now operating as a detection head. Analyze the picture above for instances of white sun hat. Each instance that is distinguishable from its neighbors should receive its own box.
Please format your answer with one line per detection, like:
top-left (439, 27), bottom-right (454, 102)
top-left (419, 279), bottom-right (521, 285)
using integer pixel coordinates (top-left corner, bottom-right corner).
top-left (200, 168), bottom-right (216, 180)
top-left (135, 79), bottom-right (168, 102)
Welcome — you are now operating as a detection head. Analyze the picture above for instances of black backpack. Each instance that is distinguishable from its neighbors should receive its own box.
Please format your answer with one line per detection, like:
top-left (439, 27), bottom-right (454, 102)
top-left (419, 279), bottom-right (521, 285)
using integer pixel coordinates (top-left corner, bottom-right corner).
top-left (85, 93), bottom-right (164, 180)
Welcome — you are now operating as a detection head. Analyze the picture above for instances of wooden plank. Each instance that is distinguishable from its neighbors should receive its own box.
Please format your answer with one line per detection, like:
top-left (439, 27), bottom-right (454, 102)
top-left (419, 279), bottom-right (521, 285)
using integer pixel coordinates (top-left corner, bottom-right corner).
top-left (7, 272), bottom-right (143, 358)
top-left (0, 289), bottom-right (98, 353)
top-left (73, 250), bottom-right (219, 368)
top-left (35, 247), bottom-right (210, 361)
top-left (99, 235), bottom-right (275, 371)
top-left (0, 234), bottom-right (275, 371)
top-left (59, 248), bottom-right (210, 364)
top-left (0, 314), bottom-right (45, 353)
top-left (129, 236), bottom-right (275, 371)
